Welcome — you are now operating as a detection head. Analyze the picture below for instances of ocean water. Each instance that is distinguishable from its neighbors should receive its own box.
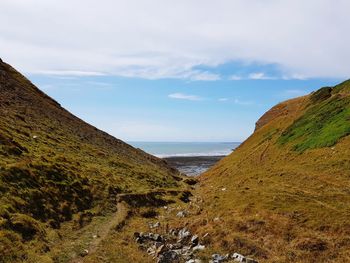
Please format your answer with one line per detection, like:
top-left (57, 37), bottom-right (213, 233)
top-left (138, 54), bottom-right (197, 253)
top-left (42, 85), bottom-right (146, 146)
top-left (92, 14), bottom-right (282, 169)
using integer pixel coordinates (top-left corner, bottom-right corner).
top-left (128, 141), bottom-right (240, 158)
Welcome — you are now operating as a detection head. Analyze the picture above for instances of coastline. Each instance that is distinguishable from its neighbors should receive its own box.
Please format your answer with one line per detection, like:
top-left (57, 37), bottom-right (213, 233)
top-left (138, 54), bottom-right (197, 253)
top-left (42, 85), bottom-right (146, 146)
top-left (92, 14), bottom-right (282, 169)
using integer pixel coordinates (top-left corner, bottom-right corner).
top-left (163, 155), bottom-right (225, 176)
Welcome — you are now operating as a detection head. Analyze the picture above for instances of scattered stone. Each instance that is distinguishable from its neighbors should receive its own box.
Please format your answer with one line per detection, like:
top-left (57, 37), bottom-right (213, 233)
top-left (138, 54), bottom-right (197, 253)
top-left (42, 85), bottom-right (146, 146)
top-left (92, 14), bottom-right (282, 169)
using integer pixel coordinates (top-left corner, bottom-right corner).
top-left (149, 221), bottom-right (161, 229)
top-left (169, 229), bottom-right (178, 236)
top-left (221, 188), bottom-right (226, 191)
top-left (147, 246), bottom-right (156, 255)
top-left (153, 233), bottom-right (162, 242)
top-left (231, 252), bottom-right (258, 263)
top-left (156, 244), bottom-right (166, 256)
top-left (178, 228), bottom-right (191, 240)
top-left (80, 249), bottom-right (89, 257)
top-left (191, 234), bottom-right (199, 246)
top-left (192, 244), bottom-right (205, 251)
top-left (232, 252), bottom-right (245, 262)
top-left (134, 225), bottom-right (258, 263)
top-left (210, 253), bottom-right (230, 263)
top-left (176, 210), bottom-right (188, 218)
top-left (157, 250), bottom-right (180, 263)
top-left (186, 259), bottom-right (202, 263)
top-left (32, 135), bottom-right (38, 139)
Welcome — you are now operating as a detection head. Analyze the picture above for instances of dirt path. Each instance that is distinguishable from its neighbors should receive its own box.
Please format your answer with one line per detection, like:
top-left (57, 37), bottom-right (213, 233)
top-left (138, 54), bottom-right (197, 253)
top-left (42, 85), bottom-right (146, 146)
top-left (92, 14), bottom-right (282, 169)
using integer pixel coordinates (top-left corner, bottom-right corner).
top-left (70, 202), bottom-right (129, 263)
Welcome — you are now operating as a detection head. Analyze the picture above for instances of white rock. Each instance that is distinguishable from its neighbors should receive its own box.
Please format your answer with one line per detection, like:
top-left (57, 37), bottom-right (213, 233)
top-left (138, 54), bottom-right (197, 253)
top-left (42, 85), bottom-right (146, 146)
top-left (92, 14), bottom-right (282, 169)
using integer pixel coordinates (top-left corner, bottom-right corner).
top-left (80, 249), bottom-right (89, 257)
top-left (192, 244), bottom-right (205, 251)
top-left (232, 252), bottom-right (245, 262)
top-left (178, 228), bottom-right (191, 239)
top-left (176, 210), bottom-right (188, 217)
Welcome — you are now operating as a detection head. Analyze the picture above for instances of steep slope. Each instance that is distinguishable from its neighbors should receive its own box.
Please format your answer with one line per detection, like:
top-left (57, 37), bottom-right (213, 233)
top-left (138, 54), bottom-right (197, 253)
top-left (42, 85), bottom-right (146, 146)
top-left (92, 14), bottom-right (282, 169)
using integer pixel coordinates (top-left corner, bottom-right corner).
top-left (186, 80), bottom-right (350, 262)
top-left (0, 59), bottom-right (187, 262)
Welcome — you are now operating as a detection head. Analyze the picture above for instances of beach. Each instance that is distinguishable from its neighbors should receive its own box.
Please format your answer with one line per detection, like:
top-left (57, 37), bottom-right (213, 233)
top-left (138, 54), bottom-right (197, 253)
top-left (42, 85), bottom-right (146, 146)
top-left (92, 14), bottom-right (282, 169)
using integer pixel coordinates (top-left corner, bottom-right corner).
top-left (164, 155), bottom-right (225, 176)
top-left (129, 141), bottom-right (239, 176)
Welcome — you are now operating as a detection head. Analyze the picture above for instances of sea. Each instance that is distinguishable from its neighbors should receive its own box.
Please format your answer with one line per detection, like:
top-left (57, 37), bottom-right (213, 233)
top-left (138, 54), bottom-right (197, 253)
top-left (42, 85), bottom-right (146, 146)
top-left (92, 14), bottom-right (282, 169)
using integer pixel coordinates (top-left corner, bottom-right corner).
top-left (128, 141), bottom-right (240, 158)
top-left (128, 142), bottom-right (240, 176)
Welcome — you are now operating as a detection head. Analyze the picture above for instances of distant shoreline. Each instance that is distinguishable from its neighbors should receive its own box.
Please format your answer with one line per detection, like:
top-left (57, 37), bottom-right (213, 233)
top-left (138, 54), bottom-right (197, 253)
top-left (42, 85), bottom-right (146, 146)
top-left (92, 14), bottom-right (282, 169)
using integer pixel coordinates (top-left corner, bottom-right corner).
top-left (163, 155), bottom-right (226, 176)
top-left (163, 155), bottom-right (225, 161)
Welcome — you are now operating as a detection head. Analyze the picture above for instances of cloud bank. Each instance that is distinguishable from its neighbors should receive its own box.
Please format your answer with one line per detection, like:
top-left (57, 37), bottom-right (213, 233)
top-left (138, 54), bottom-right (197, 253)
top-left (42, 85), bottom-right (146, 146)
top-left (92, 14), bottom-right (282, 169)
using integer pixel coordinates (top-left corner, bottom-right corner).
top-left (1, 0), bottom-right (350, 79)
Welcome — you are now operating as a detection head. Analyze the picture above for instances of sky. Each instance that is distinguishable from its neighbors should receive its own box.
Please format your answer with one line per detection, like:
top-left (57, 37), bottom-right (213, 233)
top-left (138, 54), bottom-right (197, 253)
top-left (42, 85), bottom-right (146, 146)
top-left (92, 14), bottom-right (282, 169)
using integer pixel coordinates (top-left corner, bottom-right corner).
top-left (1, 0), bottom-right (349, 142)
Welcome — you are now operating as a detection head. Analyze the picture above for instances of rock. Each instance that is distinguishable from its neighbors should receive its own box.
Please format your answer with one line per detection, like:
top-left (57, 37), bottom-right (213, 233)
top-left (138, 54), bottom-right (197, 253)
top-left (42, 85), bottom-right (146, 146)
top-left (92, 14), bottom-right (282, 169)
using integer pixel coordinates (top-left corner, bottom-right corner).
top-left (192, 244), bottom-right (205, 251)
top-left (149, 221), bottom-right (161, 229)
top-left (176, 210), bottom-right (188, 217)
top-left (33, 135), bottom-right (38, 139)
top-left (221, 188), bottom-right (226, 191)
top-left (232, 252), bottom-right (249, 262)
top-left (181, 245), bottom-right (192, 252)
top-left (156, 244), bottom-right (166, 256)
top-left (169, 229), bottom-right (178, 236)
top-left (80, 249), bottom-right (89, 257)
top-left (134, 232), bottom-right (140, 239)
top-left (153, 233), bottom-right (162, 242)
top-left (211, 253), bottom-right (229, 263)
top-left (157, 250), bottom-right (180, 263)
top-left (135, 237), bottom-right (143, 243)
top-left (186, 260), bottom-right (202, 263)
top-left (178, 228), bottom-right (191, 239)
top-left (168, 243), bottom-right (183, 250)
top-left (147, 246), bottom-right (156, 256)
top-left (213, 217), bottom-right (220, 222)
top-left (191, 235), bottom-right (199, 245)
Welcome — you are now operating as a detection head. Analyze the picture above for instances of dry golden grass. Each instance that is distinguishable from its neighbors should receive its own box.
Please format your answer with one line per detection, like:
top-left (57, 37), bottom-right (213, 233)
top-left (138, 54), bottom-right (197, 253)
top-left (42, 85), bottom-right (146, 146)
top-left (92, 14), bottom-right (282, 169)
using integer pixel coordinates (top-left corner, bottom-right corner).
top-left (0, 60), bottom-right (188, 262)
top-left (178, 86), bottom-right (350, 262)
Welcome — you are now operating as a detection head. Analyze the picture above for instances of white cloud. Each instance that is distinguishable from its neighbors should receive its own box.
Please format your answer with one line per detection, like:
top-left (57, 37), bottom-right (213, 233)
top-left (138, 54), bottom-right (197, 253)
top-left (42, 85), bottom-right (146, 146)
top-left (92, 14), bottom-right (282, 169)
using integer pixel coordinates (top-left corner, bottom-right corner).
top-left (234, 99), bottom-right (254, 105)
top-left (248, 72), bottom-right (275, 80)
top-left (34, 70), bottom-right (106, 76)
top-left (187, 71), bottom-right (221, 81)
top-left (218, 98), bottom-right (228, 102)
top-left (281, 73), bottom-right (307, 80)
top-left (1, 0), bottom-right (350, 79)
top-left (168, 93), bottom-right (202, 101)
top-left (229, 75), bottom-right (243, 80)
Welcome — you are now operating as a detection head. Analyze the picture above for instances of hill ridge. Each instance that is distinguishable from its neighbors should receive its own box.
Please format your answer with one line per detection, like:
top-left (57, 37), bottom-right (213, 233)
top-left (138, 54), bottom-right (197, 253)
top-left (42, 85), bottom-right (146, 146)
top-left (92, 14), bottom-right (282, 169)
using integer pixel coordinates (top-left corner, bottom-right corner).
top-left (0, 60), bottom-right (187, 262)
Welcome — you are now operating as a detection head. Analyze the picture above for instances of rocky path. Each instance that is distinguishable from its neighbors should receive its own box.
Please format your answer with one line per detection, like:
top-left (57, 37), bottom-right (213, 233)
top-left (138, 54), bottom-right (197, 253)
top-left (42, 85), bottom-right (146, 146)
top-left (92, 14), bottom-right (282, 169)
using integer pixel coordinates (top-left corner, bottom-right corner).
top-left (131, 193), bottom-right (259, 263)
top-left (69, 202), bottom-right (129, 263)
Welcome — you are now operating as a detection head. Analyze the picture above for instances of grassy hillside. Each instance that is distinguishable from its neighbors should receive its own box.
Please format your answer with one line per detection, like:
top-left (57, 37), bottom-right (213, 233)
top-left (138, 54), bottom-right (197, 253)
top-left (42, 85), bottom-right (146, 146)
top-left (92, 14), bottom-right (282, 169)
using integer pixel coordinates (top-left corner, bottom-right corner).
top-left (183, 80), bottom-right (350, 262)
top-left (0, 60), bottom-right (188, 262)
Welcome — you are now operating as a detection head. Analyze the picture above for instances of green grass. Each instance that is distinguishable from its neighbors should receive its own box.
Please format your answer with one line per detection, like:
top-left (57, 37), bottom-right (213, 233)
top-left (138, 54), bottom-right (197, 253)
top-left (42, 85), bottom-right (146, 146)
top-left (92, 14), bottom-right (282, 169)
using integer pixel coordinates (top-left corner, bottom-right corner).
top-left (332, 79), bottom-right (350, 94)
top-left (278, 95), bottom-right (350, 152)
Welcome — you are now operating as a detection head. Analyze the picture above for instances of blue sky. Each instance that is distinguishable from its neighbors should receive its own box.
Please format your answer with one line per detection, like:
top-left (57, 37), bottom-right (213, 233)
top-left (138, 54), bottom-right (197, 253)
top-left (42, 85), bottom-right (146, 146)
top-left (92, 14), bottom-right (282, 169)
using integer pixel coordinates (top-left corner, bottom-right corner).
top-left (1, 0), bottom-right (349, 141)
top-left (29, 67), bottom-right (341, 141)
